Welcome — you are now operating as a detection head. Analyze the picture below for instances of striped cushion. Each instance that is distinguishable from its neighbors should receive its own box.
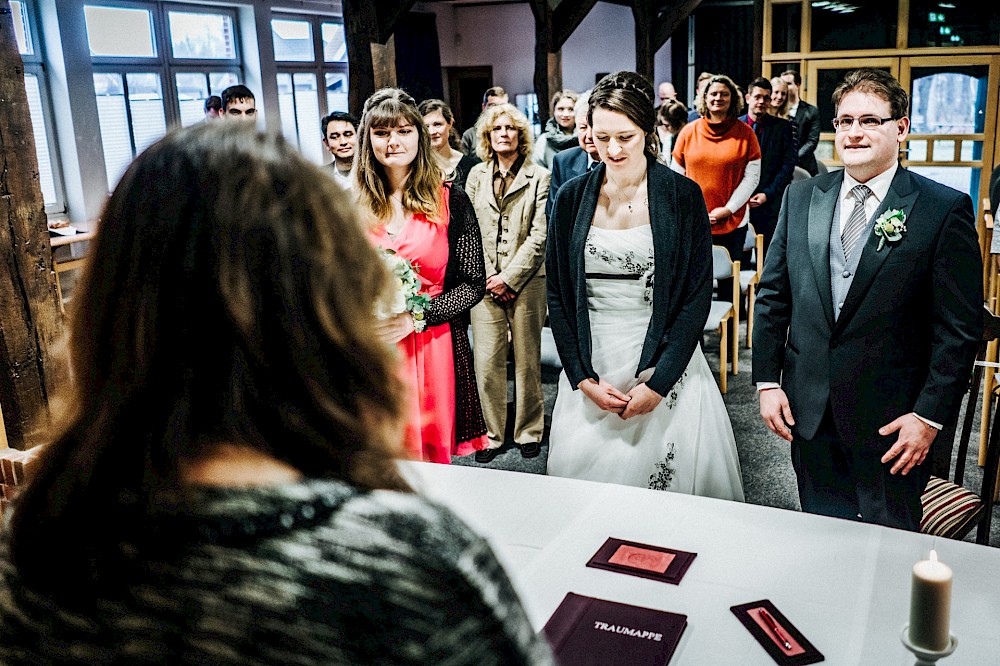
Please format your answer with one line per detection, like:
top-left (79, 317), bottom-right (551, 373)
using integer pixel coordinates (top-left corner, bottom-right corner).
top-left (920, 476), bottom-right (982, 538)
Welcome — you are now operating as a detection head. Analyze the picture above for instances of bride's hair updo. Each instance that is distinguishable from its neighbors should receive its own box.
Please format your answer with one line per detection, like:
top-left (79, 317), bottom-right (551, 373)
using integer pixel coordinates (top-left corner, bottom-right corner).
top-left (588, 71), bottom-right (659, 159)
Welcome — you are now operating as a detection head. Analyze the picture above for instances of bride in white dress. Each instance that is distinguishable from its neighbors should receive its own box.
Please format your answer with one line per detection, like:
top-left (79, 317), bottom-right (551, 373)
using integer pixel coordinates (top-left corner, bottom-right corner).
top-left (545, 71), bottom-right (744, 502)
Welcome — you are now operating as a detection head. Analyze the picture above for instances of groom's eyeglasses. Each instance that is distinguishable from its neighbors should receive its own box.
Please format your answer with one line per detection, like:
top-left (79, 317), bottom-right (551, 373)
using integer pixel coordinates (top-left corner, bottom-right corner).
top-left (831, 116), bottom-right (897, 131)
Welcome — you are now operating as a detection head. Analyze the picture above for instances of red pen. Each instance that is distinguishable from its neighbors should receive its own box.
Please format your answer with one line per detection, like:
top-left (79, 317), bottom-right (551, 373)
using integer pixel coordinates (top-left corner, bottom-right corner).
top-left (758, 607), bottom-right (793, 650)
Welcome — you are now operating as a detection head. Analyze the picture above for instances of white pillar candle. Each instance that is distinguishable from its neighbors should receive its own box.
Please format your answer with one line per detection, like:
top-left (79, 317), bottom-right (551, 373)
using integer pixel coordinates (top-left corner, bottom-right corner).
top-left (908, 549), bottom-right (953, 651)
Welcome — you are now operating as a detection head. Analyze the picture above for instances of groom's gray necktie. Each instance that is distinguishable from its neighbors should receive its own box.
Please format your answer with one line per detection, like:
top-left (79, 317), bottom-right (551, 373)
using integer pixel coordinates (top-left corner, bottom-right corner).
top-left (841, 184), bottom-right (873, 257)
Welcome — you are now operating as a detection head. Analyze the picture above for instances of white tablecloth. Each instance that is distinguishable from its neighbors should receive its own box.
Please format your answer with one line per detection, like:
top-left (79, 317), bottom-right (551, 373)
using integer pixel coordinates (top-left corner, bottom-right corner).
top-left (402, 462), bottom-right (1000, 665)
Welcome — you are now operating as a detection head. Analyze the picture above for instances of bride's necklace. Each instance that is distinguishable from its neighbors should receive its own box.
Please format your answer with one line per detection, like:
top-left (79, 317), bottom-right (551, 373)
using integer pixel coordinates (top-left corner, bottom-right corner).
top-left (606, 172), bottom-right (646, 213)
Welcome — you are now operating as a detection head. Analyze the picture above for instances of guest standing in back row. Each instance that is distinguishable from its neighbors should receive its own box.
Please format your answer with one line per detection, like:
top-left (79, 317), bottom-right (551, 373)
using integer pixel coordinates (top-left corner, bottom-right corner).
top-left (546, 71), bottom-right (744, 500)
top-left (671, 74), bottom-right (761, 300)
top-left (465, 104), bottom-right (550, 463)
top-left (532, 90), bottom-right (579, 170)
top-left (740, 77), bottom-right (798, 253)
top-left (355, 88), bottom-right (489, 463)
top-left (754, 68), bottom-right (982, 530)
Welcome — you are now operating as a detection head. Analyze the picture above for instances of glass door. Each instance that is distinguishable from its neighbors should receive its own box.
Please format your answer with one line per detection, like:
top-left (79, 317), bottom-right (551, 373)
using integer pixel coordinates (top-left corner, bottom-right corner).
top-left (900, 56), bottom-right (999, 218)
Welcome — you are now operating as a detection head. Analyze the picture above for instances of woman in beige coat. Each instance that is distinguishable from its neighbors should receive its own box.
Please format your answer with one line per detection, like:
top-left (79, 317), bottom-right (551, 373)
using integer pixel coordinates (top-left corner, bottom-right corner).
top-left (465, 104), bottom-right (550, 463)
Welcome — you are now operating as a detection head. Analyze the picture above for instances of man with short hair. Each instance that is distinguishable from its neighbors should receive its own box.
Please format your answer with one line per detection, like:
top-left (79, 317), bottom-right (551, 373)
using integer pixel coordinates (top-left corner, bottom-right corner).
top-left (460, 86), bottom-right (508, 156)
top-left (221, 84), bottom-right (257, 121)
top-left (657, 81), bottom-right (677, 106)
top-left (739, 77), bottom-right (798, 253)
top-left (204, 95), bottom-right (222, 120)
top-left (781, 70), bottom-right (821, 175)
top-left (321, 111), bottom-right (358, 189)
top-left (754, 68), bottom-right (982, 531)
top-left (546, 90), bottom-right (599, 218)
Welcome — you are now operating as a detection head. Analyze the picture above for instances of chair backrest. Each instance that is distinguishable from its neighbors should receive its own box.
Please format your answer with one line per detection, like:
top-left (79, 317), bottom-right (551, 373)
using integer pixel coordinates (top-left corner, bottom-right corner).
top-left (712, 245), bottom-right (732, 281)
top-left (742, 223), bottom-right (756, 252)
top-left (947, 306), bottom-right (1000, 542)
top-left (792, 166), bottom-right (811, 181)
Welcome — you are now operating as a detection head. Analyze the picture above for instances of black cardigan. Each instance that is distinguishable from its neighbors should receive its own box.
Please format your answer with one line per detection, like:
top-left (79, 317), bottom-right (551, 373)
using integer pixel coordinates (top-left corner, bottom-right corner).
top-left (426, 184), bottom-right (488, 445)
top-left (545, 155), bottom-right (713, 397)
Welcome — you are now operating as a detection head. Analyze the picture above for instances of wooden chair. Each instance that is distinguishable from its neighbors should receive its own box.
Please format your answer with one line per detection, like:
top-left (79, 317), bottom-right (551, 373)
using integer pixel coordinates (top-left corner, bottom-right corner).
top-left (920, 306), bottom-right (1000, 544)
top-left (740, 224), bottom-right (764, 348)
top-left (704, 245), bottom-right (739, 394)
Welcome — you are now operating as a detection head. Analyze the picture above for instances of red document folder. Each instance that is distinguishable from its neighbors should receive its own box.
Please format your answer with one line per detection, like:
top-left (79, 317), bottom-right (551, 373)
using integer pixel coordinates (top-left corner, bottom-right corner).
top-left (542, 592), bottom-right (688, 665)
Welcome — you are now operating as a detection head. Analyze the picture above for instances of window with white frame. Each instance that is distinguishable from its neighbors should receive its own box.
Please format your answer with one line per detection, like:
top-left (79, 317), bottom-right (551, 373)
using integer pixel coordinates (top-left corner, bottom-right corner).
top-left (271, 14), bottom-right (349, 164)
top-left (84, 2), bottom-right (243, 186)
top-left (12, 0), bottom-right (66, 214)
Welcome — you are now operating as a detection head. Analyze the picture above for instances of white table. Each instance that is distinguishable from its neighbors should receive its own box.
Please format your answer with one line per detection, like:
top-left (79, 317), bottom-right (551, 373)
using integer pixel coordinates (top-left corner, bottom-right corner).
top-left (402, 462), bottom-right (1000, 665)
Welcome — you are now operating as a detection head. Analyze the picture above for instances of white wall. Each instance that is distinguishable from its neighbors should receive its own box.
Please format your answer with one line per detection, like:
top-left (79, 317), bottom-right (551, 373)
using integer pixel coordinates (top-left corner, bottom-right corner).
top-left (421, 1), bottom-right (672, 102)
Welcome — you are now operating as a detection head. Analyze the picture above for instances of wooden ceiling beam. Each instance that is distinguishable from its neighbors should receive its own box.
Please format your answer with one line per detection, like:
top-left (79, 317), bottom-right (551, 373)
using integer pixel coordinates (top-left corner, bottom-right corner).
top-left (551, 0), bottom-right (600, 51)
top-left (375, 0), bottom-right (418, 44)
top-left (653, 0), bottom-right (703, 52)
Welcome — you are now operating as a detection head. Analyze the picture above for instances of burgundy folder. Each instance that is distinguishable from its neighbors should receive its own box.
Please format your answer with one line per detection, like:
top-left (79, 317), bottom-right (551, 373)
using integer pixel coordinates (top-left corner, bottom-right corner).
top-left (542, 592), bottom-right (687, 665)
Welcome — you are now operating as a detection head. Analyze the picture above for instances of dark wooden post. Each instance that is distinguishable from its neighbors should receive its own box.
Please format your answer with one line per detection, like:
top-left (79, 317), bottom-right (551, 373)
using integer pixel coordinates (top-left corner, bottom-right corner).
top-left (343, 0), bottom-right (378, 118)
top-left (0, 1), bottom-right (66, 449)
top-left (529, 0), bottom-right (553, 127)
top-left (633, 0), bottom-right (655, 83)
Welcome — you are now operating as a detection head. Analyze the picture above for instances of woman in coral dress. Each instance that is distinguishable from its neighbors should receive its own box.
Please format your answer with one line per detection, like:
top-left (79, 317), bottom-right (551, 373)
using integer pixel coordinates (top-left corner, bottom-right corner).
top-left (355, 88), bottom-right (489, 463)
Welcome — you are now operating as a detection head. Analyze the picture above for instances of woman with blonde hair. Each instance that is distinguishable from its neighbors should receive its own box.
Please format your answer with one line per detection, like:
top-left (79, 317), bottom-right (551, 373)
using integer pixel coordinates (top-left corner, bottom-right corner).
top-left (770, 76), bottom-right (792, 118)
top-left (0, 122), bottom-right (550, 664)
top-left (465, 103), bottom-right (549, 462)
top-left (355, 87), bottom-right (489, 463)
top-left (671, 73), bottom-right (761, 300)
top-left (532, 89), bottom-right (579, 169)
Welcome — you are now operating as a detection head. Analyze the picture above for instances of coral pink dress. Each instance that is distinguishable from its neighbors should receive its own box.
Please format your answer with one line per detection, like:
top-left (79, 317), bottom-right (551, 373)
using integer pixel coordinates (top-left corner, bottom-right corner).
top-left (372, 193), bottom-right (487, 463)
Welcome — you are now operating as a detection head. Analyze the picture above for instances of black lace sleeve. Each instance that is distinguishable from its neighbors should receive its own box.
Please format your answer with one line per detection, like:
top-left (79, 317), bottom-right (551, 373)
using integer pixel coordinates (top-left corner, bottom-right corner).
top-left (426, 185), bottom-right (486, 328)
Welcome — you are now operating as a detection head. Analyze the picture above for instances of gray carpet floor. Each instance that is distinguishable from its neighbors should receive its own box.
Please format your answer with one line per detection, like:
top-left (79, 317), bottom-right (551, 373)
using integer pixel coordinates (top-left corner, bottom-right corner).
top-left (453, 319), bottom-right (1000, 548)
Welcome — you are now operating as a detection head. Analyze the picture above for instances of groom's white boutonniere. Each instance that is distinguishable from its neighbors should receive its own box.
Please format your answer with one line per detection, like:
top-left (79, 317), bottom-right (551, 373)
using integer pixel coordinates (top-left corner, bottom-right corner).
top-left (873, 209), bottom-right (907, 252)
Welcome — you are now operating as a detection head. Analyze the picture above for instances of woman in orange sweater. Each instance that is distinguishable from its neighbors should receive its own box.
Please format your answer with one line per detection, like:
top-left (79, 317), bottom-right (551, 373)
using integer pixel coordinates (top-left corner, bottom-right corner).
top-left (671, 74), bottom-right (761, 299)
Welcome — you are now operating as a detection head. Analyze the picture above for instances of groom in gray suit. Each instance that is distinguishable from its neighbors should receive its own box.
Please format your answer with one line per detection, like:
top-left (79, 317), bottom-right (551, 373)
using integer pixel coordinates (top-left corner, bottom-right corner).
top-left (753, 69), bottom-right (982, 531)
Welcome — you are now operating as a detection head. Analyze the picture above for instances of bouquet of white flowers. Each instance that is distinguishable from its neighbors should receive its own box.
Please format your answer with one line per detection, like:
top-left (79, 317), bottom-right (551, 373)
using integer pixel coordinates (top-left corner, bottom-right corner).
top-left (376, 248), bottom-right (431, 332)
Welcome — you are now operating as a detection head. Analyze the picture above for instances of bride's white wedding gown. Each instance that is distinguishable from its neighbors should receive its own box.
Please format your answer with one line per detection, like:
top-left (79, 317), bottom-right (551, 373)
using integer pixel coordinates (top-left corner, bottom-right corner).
top-left (546, 225), bottom-right (745, 501)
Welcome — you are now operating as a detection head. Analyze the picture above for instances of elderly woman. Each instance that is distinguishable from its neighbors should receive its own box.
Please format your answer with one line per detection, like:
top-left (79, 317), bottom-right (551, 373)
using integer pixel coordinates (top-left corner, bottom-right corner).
top-left (0, 122), bottom-right (551, 664)
top-left (465, 103), bottom-right (550, 463)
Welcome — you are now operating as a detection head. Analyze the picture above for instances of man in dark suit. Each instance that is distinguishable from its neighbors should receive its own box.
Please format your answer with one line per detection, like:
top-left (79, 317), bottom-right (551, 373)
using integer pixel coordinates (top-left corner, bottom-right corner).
top-left (753, 68), bottom-right (982, 531)
top-left (739, 77), bottom-right (798, 254)
top-left (781, 70), bottom-right (821, 176)
top-left (547, 90), bottom-right (600, 218)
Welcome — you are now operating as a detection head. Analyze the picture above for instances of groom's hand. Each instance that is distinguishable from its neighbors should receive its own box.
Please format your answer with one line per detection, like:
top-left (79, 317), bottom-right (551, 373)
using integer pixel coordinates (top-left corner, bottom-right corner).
top-left (879, 413), bottom-right (937, 475)
top-left (759, 388), bottom-right (795, 442)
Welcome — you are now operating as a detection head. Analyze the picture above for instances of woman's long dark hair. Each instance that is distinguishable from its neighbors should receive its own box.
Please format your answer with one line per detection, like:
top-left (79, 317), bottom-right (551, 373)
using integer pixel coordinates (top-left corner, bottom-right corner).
top-left (9, 122), bottom-right (409, 602)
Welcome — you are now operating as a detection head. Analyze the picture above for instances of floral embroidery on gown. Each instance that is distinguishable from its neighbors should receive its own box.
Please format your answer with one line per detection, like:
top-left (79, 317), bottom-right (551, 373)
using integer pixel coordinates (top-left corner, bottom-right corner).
top-left (546, 225), bottom-right (744, 501)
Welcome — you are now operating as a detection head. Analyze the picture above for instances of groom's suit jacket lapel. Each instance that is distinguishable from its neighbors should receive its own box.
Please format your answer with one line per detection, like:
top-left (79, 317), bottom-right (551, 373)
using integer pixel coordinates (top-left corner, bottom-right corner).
top-left (806, 167), bottom-right (921, 335)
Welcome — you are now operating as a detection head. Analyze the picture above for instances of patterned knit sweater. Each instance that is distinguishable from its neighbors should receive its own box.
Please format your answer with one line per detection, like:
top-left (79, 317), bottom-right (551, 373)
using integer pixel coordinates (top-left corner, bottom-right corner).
top-left (0, 479), bottom-right (554, 665)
